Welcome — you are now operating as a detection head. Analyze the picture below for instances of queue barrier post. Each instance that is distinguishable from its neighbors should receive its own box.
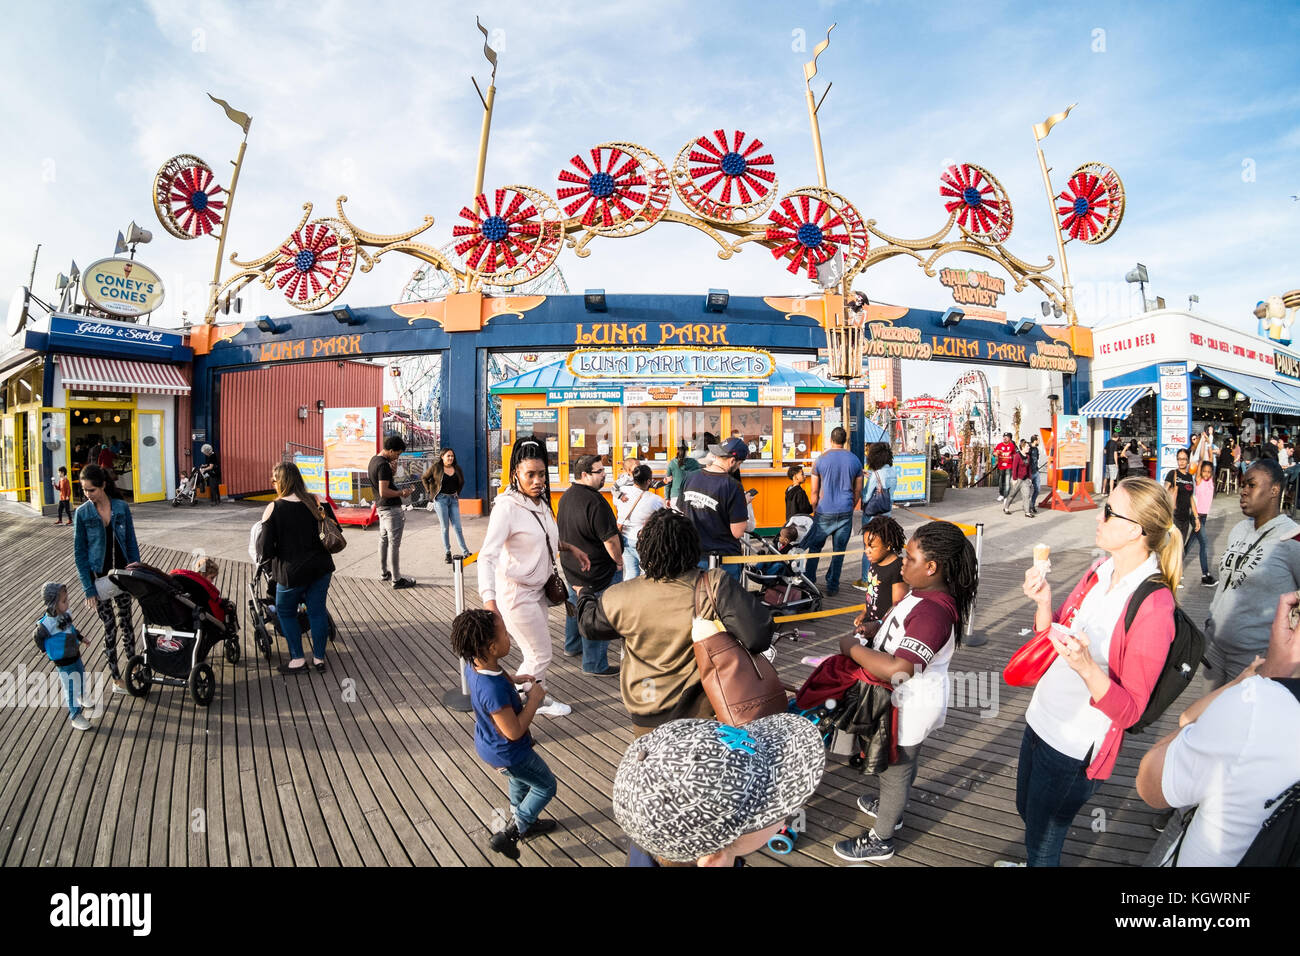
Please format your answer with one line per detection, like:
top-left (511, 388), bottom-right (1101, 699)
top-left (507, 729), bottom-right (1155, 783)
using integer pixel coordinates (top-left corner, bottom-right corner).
top-left (964, 521), bottom-right (987, 647)
top-left (441, 555), bottom-right (473, 711)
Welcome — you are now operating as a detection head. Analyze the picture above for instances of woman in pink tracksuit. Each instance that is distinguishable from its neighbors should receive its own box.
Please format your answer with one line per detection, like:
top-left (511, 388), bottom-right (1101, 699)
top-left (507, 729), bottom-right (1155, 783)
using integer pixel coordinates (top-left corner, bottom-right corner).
top-left (477, 437), bottom-right (589, 718)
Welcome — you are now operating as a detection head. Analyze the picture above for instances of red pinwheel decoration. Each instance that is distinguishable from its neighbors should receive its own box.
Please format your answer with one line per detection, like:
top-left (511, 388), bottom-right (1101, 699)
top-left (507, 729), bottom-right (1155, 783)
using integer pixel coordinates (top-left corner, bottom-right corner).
top-left (453, 186), bottom-right (563, 284)
top-left (939, 163), bottom-right (1013, 243)
top-left (1058, 162), bottom-right (1125, 244)
top-left (673, 129), bottom-right (778, 223)
top-left (765, 189), bottom-right (869, 279)
top-left (271, 219), bottom-right (357, 309)
top-left (557, 146), bottom-right (649, 229)
top-left (152, 154), bottom-right (226, 240)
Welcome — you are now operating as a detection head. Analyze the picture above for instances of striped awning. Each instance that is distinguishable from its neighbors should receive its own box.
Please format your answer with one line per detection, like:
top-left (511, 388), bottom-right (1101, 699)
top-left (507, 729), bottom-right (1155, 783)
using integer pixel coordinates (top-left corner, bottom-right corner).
top-left (1199, 365), bottom-right (1300, 417)
top-left (1078, 385), bottom-right (1153, 419)
top-left (58, 355), bottom-right (190, 395)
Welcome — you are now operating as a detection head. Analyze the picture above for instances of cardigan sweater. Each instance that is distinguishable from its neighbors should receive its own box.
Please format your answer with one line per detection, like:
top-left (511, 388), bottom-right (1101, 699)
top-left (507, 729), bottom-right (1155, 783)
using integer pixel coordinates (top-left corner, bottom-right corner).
top-left (1036, 557), bottom-right (1176, 780)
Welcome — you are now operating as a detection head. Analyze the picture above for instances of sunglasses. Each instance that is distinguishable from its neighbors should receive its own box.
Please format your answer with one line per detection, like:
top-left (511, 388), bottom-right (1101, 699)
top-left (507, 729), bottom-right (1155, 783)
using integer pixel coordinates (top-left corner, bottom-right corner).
top-left (1104, 503), bottom-right (1141, 526)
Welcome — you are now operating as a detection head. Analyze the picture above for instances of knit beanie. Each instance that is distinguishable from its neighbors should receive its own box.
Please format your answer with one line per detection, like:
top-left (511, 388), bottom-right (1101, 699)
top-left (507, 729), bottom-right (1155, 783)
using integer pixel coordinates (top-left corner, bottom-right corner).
top-left (42, 581), bottom-right (65, 616)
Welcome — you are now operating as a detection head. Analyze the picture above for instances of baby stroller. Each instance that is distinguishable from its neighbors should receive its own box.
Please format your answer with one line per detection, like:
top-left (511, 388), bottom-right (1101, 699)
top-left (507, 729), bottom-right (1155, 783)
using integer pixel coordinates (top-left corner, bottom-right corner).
top-left (246, 561), bottom-right (337, 660)
top-left (172, 466), bottom-right (203, 506)
top-left (742, 516), bottom-right (823, 617)
top-left (109, 563), bottom-right (240, 706)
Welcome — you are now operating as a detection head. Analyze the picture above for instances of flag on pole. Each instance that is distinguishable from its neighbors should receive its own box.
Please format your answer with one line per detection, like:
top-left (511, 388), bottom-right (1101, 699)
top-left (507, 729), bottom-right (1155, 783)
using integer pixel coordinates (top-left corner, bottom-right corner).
top-left (207, 93), bottom-right (252, 134)
top-left (476, 16), bottom-right (498, 75)
top-left (1033, 104), bottom-right (1076, 142)
top-left (803, 23), bottom-right (836, 82)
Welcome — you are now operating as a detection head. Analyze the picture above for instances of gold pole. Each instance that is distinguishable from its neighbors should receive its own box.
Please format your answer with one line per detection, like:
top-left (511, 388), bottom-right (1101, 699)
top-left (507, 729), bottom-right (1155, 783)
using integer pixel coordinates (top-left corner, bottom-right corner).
top-left (206, 135), bottom-right (248, 325)
top-left (802, 24), bottom-right (835, 191)
top-left (473, 82), bottom-right (496, 201)
top-left (1033, 126), bottom-right (1077, 326)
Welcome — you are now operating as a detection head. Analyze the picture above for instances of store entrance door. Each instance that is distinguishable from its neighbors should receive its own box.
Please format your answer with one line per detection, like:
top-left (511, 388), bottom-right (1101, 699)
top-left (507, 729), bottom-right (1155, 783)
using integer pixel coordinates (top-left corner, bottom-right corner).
top-left (133, 411), bottom-right (165, 502)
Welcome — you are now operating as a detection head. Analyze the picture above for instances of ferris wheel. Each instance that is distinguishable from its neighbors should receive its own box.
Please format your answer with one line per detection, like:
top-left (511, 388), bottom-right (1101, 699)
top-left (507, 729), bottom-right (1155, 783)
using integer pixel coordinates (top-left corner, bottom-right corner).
top-left (390, 247), bottom-right (571, 439)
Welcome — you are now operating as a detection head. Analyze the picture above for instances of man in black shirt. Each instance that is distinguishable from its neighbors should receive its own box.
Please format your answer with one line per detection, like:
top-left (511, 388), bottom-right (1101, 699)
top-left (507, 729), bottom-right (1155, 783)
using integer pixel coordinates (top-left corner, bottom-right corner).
top-left (369, 434), bottom-right (415, 589)
top-left (558, 454), bottom-right (623, 677)
top-left (679, 439), bottom-right (749, 580)
top-left (1102, 434), bottom-right (1121, 496)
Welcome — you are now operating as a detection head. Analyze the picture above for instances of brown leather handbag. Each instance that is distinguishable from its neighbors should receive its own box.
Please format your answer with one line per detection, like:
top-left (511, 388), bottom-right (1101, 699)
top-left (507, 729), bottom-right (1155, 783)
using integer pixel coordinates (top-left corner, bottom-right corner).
top-left (528, 511), bottom-right (570, 609)
top-left (692, 570), bottom-right (787, 727)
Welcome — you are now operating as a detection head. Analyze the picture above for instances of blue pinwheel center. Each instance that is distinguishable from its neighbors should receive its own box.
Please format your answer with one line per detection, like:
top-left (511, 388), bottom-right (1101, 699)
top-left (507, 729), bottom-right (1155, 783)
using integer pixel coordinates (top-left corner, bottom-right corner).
top-left (588, 171), bottom-right (615, 198)
top-left (482, 215), bottom-right (509, 242)
top-left (720, 151), bottom-right (747, 177)
top-left (190, 190), bottom-right (209, 211)
top-left (294, 250), bottom-right (316, 272)
top-left (796, 222), bottom-right (824, 248)
top-left (1073, 196), bottom-right (1091, 215)
top-left (963, 186), bottom-right (983, 207)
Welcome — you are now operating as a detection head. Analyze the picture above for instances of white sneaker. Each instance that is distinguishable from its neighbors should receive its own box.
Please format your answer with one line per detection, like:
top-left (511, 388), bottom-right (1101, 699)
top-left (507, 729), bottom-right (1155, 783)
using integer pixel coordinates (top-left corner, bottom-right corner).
top-left (996, 495), bottom-right (1004, 502)
top-left (111, 680), bottom-right (130, 695)
top-left (537, 696), bottom-right (572, 717)
top-left (70, 714), bottom-right (92, 731)
top-left (993, 860), bottom-right (1026, 867)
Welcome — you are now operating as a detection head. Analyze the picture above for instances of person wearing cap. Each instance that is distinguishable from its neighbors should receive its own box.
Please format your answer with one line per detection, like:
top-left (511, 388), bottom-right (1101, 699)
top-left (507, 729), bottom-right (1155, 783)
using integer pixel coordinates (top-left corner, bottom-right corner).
top-left (807, 426), bottom-right (862, 596)
top-left (677, 437), bottom-right (750, 581)
top-left (612, 714), bottom-right (826, 866)
top-left (199, 442), bottom-right (221, 506)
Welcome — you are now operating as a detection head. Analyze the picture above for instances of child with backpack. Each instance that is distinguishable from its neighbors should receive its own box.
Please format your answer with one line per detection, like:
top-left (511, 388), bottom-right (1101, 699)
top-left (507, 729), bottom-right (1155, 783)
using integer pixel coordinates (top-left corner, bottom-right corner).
top-left (33, 582), bottom-right (93, 731)
top-left (1014, 477), bottom-right (1183, 866)
top-left (451, 608), bottom-right (560, 860)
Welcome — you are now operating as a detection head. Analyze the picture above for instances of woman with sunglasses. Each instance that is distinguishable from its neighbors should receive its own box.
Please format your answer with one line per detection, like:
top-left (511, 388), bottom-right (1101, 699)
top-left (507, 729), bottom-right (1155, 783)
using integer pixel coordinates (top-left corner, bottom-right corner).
top-left (1015, 476), bottom-right (1180, 866)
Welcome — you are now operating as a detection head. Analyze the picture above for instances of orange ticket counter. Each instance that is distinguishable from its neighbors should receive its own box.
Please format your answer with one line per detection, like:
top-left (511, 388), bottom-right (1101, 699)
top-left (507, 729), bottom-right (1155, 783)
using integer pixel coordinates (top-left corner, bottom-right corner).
top-left (491, 352), bottom-right (844, 528)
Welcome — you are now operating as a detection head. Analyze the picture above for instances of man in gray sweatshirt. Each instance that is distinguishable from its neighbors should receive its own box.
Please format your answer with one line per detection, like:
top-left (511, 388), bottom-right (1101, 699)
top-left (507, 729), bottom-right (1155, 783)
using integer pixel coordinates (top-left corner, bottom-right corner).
top-left (1205, 459), bottom-right (1299, 687)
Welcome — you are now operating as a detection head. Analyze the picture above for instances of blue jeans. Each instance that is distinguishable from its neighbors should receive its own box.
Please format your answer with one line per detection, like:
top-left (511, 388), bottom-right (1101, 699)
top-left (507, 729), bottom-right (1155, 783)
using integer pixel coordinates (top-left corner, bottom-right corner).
top-left (1183, 512), bottom-right (1210, 575)
top-left (275, 572), bottom-right (333, 662)
top-left (1030, 474), bottom-right (1041, 510)
top-left (697, 555), bottom-right (742, 581)
top-left (433, 493), bottom-right (469, 555)
top-left (57, 660), bottom-right (85, 719)
top-left (808, 512), bottom-right (852, 592)
top-left (565, 571), bottom-right (622, 672)
top-left (623, 542), bottom-right (641, 580)
top-left (503, 748), bottom-right (557, 832)
top-left (1015, 725), bottom-right (1102, 867)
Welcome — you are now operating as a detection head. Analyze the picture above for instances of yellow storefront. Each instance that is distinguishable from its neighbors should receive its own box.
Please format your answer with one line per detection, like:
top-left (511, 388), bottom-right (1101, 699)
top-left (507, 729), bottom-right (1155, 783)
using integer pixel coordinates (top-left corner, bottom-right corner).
top-left (492, 349), bottom-right (844, 528)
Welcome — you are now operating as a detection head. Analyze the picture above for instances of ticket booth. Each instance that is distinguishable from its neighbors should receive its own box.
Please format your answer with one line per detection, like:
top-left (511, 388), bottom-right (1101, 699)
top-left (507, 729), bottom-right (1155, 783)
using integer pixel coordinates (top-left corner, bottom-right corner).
top-left (492, 350), bottom-right (844, 528)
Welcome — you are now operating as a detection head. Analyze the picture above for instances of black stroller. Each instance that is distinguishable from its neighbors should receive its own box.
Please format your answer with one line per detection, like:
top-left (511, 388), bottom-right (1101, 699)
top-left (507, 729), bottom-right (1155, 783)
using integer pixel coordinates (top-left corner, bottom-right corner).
top-left (110, 563), bottom-right (240, 706)
top-left (246, 561), bottom-right (337, 660)
top-left (741, 516), bottom-right (823, 617)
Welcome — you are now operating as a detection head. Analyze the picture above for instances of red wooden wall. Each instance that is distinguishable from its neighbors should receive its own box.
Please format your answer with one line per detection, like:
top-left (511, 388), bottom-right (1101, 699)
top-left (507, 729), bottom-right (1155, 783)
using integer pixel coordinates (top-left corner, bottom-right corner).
top-left (219, 360), bottom-right (383, 495)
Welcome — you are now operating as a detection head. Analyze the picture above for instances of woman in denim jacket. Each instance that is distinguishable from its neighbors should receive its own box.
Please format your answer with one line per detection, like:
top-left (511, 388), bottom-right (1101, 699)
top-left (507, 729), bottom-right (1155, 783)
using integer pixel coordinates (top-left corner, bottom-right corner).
top-left (73, 464), bottom-right (141, 692)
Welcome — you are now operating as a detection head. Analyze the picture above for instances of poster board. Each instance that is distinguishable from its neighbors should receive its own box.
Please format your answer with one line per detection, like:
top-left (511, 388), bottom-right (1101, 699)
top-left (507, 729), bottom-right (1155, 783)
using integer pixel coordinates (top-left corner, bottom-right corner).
top-left (894, 454), bottom-right (929, 503)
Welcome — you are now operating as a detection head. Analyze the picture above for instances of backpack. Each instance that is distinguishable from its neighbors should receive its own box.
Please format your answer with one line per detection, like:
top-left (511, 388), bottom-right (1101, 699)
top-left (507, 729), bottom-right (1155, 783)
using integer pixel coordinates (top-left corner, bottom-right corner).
top-left (1236, 679), bottom-right (1300, 866)
top-left (1122, 575), bottom-right (1205, 734)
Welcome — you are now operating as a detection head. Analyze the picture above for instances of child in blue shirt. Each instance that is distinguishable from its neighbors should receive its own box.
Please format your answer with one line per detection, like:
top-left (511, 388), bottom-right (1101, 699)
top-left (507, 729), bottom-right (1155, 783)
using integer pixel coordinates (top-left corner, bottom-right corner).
top-left (451, 608), bottom-right (560, 859)
top-left (34, 582), bottom-right (93, 731)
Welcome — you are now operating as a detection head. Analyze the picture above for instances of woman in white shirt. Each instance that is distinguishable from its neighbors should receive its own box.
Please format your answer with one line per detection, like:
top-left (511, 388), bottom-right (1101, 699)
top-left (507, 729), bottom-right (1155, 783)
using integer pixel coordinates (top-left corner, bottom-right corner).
top-left (1016, 476), bottom-right (1180, 866)
top-left (477, 438), bottom-right (590, 717)
top-left (615, 465), bottom-right (665, 580)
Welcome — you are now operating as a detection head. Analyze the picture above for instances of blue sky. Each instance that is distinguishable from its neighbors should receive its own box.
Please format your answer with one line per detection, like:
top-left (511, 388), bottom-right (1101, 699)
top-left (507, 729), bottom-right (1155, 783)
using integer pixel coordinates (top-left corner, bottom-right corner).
top-left (1, 0), bottom-right (1296, 396)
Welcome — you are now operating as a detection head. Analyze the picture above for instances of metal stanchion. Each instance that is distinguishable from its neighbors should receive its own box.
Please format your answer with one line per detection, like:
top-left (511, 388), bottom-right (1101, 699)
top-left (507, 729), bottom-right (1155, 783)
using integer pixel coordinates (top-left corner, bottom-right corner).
top-left (441, 555), bottom-right (472, 711)
top-left (964, 521), bottom-right (987, 646)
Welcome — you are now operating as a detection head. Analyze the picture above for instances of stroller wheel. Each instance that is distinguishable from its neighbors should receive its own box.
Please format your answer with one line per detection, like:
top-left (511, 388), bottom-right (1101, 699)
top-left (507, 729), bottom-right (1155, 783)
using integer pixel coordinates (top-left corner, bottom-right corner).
top-left (189, 663), bottom-right (216, 706)
top-left (171, 497), bottom-right (180, 508)
top-left (125, 655), bottom-right (151, 698)
top-left (849, 754), bottom-right (865, 770)
top-left (767, 830), bottom-right (796, 855)
top-left (253, 621), bottom-right (272, 659)
top-left (224, 638), bottom-right (241, 664)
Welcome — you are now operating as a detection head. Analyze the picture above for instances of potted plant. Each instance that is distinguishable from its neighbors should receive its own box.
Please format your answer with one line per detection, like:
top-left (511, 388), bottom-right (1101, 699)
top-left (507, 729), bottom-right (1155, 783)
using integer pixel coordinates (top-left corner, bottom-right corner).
top-left (930, 468), bottom-right (949, 502)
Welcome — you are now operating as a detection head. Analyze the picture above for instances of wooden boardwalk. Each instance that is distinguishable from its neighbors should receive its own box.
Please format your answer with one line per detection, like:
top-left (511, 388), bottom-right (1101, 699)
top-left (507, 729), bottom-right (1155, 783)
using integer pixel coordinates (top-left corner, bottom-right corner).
top-left (0, 507), bottom-right (1211, 867)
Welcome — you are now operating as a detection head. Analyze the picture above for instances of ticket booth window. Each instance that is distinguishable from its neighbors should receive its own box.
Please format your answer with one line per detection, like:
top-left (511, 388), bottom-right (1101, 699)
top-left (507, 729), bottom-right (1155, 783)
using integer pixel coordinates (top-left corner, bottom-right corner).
top-left (624, 408), bottom-right (668, 464)
top-left (568, 407), bottom-right (615, 469)
top-left (515, 409), bottom-right (560, 473)
top-left (782, 409), bottom-right (823, 464)
top-left (732, 407), bottom-right (774, 464)
top-left (677, 406), bottom-right (723, 453)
